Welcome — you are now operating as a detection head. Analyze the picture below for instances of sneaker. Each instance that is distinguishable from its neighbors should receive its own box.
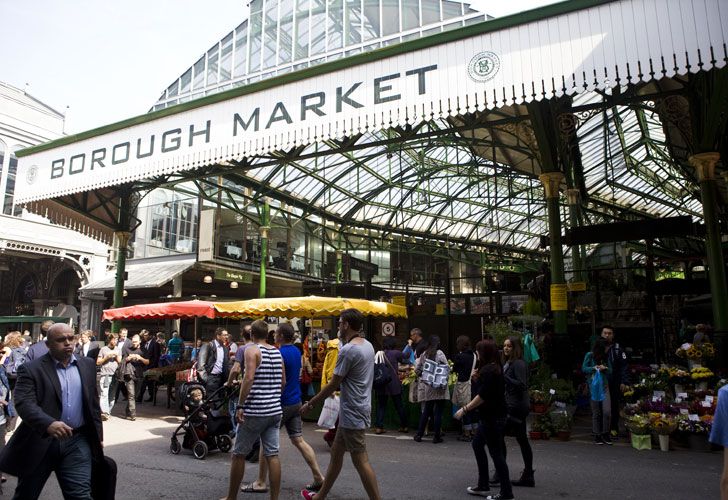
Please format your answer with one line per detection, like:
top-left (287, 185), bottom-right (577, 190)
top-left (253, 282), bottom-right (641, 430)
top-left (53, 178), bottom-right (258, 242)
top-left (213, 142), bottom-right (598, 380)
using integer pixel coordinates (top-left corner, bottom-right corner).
top-left (466, 486), bottom-right (490, 497)
top-left (593, 435), bottom-right (604, 445)
top-left (433, 435), bottom-right (443, 444)
top-left (300, 489), bottom-right (316, 500)
top-left (414, 434), bottom-right (422, 442)
top-left (485, 494), bottom-right (514, 500)
top-left (602, 433), bottom-right (613, 446)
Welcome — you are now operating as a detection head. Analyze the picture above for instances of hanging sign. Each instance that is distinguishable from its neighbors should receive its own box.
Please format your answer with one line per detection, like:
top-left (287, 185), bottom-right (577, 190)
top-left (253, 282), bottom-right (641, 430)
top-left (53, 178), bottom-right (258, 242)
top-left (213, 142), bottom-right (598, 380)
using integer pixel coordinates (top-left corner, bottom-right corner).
top-left (214, 269), bottom-right (253, 284)
top-left (381, 322), bottom-right (395, 336)
top-left (567, 282), bottom-right (587, 292)
top-left (391, 295), bottom-right (406, 307)
top-left (550, 284), bottom-right (568, 311)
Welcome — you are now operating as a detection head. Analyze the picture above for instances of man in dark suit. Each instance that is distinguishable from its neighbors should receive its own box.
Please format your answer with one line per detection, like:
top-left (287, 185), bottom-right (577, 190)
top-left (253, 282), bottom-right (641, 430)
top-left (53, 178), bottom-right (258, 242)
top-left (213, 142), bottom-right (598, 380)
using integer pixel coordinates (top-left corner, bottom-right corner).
top-left (0, 322), bottom-right (103, 499)
top-left (74, 329), bottom-right (100, 361)
top-left (137, 330), bottom-right (162, 403)
top-left (197, 327), bottom-right (230, 398)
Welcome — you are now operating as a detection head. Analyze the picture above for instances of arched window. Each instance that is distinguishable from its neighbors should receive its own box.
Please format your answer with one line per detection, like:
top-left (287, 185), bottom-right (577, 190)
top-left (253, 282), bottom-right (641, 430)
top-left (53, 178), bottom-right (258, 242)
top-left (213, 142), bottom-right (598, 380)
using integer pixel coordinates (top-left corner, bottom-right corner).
top-left (3, 145), bottom-right (20, 216)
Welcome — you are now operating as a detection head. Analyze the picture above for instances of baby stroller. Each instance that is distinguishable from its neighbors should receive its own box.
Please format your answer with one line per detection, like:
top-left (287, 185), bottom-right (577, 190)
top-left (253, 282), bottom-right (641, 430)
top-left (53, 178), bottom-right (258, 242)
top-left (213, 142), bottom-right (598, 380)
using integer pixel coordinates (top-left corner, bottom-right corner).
top-left (170, 383), bottom-right (235, 459)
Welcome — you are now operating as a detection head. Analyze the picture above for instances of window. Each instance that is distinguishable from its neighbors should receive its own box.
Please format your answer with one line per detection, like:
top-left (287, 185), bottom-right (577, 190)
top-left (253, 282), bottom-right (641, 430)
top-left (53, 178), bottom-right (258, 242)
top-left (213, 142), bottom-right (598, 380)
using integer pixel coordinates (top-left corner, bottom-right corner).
top-left (207, 44), bottom-right (219, 86)
top-left (234, 22), bottom-right (248, 78)
top-left (220, 33), bottom-right (234, 82)
top-left (3, 153), bottom-right (18, 215)
top-left (192, 56), bottom-right (205, 90)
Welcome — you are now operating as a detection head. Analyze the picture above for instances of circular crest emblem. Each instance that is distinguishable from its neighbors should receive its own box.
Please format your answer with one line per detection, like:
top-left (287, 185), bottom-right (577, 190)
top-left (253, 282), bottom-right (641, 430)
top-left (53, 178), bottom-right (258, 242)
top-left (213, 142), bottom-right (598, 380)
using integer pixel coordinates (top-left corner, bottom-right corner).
top-left (468, 51), bottom-right (500, 82)
top-left (26, 165), bottom-right (38, 184)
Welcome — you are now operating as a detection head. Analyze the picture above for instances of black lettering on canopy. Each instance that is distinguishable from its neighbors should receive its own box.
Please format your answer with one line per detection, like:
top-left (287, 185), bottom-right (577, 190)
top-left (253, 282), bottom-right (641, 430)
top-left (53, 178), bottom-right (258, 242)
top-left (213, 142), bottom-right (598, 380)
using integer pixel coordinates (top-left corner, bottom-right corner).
top-left (162, 129), bottom-right (182, 153)
top-left (405, 65), bottom-right (437, 95)
top-left (90, 149), bottom-right (106, 170)
top-left (189, 121), bottom-right (211, 147)
top-left (69, 154), bottom-right (85, 175)
top-left (51, 159), bottom-right (64, 179)
top-left (301, 92), bottom-right (326, 121)
top-left (374, 73), bottom-right (401, 104)
top-left (136, 136), bottom-right (155, 159)
top-left (234, 110), bottom-right (260, 134)
top-left (112, 143), bottom-right (130, 165)
top-left (336, 82), bottom-right (364, 112)
top-left (266, 102), bottom-right (293, 129)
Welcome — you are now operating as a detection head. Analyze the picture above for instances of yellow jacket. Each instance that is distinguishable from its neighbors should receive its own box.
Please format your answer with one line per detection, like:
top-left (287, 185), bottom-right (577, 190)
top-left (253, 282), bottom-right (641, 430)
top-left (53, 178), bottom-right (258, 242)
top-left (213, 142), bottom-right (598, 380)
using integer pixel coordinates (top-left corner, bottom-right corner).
top-left (321, 338), bottom-right (340, 387)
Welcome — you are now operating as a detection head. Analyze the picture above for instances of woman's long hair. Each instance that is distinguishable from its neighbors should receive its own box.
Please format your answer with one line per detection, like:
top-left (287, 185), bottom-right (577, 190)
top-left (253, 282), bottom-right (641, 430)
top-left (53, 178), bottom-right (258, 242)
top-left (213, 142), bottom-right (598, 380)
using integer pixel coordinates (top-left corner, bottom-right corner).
top-left (591, 338), bottom-right (608, 364)
top-left (425, 335), bottom-right (440, 360)
top-left (476, 339), bottom-right (501, 374)
top-left (506, 335), bottom-right (523, 361)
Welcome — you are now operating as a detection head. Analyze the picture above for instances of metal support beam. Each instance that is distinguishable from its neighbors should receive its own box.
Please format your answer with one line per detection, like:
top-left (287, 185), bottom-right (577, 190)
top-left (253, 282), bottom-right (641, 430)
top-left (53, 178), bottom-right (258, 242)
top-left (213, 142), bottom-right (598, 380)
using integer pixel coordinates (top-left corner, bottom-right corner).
top-left (540, 172), bottom-right (568, 337)
top-left (690, 152), bottom-right (728, 368)
top-left (566, 189), bottom-right (586, 282)
top-left (259, 198), bottom-right (270, 299)
top-left (111, 191), bottom-right (132, 333)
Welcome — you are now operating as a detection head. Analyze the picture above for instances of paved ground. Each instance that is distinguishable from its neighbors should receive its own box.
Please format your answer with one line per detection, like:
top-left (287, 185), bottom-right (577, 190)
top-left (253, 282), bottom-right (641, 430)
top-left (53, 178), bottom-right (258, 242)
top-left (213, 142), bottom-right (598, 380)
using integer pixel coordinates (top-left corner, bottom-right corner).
top-left (3, 398), bottom-right (723, 500)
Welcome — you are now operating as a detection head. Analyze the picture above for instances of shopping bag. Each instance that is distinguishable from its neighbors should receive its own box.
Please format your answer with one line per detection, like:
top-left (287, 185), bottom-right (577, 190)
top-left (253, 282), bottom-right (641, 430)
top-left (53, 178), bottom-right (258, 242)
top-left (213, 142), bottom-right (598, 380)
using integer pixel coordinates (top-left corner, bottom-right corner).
top-left (421, 358), bottom-right (449, 389)
top-left (630, 433), bottom-right (651, 450)
top-left (523, 333), bottom-right (540, 363)
top-left (317, 395), bottom-right (340, 429)
top-left (590, 370), bottom-right (605, 402)
top-left (408, 379), bottom-right (420, 403)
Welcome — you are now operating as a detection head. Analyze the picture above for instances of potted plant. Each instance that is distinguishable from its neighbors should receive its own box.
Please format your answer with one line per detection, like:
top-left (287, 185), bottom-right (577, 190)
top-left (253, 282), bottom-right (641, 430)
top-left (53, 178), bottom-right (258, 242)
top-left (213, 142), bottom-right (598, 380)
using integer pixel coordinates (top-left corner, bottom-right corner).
top-left (552, 410), bottom-right (572, 441)
top-left (625, 414), bottom-right (651, 450)
top-left (650, 415), bottom-right (676, 452)
top-left (529, 419), bottom-right (543, 440)
top-left (530, 389), bottom-right (548, 414)
top-left (690, 366), bottom-right (714, 391)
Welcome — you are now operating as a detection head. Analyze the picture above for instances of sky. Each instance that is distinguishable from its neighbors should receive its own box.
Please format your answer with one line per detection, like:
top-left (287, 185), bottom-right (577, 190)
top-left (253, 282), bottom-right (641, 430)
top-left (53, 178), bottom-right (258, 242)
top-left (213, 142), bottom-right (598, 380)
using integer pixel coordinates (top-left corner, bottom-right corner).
top-left (0, 0), bottom-right (555, 134)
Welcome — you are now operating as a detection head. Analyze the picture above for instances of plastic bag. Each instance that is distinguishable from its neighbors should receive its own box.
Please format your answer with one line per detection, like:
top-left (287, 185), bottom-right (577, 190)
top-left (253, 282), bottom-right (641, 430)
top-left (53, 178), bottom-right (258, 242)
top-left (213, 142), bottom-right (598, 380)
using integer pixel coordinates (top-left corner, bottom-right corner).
top-left (523, 333), bottom-right (540, 364)
top-left (590, 370), bottom-right (605, 401)
top-left (317, 395), bottom-right (340, 429)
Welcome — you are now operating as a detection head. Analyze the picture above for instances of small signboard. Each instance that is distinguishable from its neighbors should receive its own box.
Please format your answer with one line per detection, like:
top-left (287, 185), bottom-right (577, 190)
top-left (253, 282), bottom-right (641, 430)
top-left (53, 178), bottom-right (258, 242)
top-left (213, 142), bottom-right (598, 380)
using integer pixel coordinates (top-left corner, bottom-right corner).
top-left (381, 322), bottom-right (395, 336)
top-left (215, 269), bottom-right (253, 284)
top-left (392, 295), bottom-right (406, 307)
top-left (550, 284), bottom-right (568, 311)
top-left (567, 282), bottom-right (587, 292)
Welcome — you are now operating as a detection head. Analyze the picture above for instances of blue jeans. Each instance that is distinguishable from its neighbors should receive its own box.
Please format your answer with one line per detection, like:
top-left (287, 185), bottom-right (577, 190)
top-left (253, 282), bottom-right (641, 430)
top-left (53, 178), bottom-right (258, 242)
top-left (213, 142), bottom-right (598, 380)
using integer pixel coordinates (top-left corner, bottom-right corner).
top-left (97, 374), bottom-right (117, 415)
top-left (13, 433), bottom-right (93, 499)
top-left (472, 418), bottom-right (512, 497)
top-left (417, 400), bottom-right (444, 438)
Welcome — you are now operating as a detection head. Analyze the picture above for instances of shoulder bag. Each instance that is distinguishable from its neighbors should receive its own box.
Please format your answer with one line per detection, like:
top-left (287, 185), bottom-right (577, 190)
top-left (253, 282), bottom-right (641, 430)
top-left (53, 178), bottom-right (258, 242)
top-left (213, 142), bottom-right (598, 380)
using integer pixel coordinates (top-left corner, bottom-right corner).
top-left (451, 352), bottom-right (477, 407)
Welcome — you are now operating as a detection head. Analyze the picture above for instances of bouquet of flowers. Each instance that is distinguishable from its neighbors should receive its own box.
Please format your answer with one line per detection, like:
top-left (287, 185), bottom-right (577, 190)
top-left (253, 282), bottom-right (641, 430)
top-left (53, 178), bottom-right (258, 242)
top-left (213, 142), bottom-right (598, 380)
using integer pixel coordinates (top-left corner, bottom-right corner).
top-left (691, 366), bottom-right (714, 381)
top-left (650, 415), bottom-right (677, 435)
top-left (529, 389), bottom-right (547, 404)
top-left (677, 415), bottom-right (712, 434)
top-left (625, 414), bottom-right (651, 435)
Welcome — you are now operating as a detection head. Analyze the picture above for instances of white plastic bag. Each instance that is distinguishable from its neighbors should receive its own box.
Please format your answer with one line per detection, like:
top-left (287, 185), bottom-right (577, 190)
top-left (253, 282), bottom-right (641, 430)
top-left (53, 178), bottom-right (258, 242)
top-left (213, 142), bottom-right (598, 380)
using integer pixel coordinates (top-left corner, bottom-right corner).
top-left (317, 394), bottom-right (340, 429)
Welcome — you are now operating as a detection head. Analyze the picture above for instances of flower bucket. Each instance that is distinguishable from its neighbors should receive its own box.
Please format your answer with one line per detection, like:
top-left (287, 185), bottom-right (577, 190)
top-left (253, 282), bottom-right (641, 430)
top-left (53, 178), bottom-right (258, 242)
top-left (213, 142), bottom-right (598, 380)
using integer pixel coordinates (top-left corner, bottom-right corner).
top-left (556, 430), bottom-right (571, 441)
top-left (687, 434), bottom-right (712, 452)
top-left (631, 433), bottom-right (651, 451)
top-left (532, 403), bottom-right (547, 414)
top-left (658, 435), bottom-right (669, 452)
top-left (528, 431), bottom-right (542, 440)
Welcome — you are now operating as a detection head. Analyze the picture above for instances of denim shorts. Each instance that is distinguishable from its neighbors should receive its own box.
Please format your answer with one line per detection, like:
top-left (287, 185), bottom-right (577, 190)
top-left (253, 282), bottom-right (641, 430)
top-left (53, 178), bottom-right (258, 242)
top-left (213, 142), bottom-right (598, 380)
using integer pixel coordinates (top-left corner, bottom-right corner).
top-left (233, 414), bottom-right (282, 457)
top-left (281, 403), bottom-right (303, 439)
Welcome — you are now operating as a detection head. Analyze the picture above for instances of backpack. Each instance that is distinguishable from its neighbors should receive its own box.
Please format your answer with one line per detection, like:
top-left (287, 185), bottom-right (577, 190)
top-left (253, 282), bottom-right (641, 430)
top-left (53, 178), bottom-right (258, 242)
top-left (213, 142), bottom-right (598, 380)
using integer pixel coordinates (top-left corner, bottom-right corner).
top-left (5, 347), bottom-right (27, 378)
top-left (373, 351), bottom-right (392, 390)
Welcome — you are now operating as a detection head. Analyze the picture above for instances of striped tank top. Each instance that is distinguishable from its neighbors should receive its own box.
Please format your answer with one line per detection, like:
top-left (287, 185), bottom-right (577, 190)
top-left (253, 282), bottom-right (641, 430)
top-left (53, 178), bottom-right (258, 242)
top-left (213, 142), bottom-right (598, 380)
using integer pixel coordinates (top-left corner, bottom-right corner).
top-left (243, 345), bottom-right (283, 417)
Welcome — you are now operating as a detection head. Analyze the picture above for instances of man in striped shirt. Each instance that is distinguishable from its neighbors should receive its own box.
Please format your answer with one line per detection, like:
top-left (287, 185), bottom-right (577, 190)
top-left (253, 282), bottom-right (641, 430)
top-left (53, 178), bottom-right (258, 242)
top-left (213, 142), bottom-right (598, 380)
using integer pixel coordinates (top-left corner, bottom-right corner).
top-left (223, 320), bottom-right (284, 500)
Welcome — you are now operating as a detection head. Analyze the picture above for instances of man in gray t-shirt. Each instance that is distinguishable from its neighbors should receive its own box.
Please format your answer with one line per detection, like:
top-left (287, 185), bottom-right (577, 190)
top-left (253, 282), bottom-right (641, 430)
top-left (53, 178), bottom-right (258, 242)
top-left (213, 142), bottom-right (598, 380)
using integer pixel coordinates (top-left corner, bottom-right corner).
top-left (300, 308), bottom-right (381, 500)
top-left (334, 339), bottom-right (374, 430)
top-left (96, 334), bottom-right (121, 420)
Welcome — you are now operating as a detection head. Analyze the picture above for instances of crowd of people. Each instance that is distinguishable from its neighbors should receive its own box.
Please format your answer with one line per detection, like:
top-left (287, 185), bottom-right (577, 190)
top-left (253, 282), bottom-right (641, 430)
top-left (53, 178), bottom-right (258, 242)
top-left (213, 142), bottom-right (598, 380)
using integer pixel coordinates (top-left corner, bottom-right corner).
top-left (0, 314), bottom-right (724, 499)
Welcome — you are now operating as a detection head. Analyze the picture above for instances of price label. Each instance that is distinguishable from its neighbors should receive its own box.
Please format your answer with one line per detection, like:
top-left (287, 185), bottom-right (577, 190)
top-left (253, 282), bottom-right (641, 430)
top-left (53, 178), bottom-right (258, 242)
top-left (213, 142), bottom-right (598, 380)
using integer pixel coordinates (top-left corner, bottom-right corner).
top-left (705, 395), bottom-right (714, 404)
top-left (549, 389), bottom-right (556, 395)
top-left (555, 401), bottom-right (566, 408)
top-left (689, 414), bottom-right (700, 421)
top-left (680, 409), bottom-right (689, 415)
top-left (677, 392), bottom-right (688, 399)
top-left (652, 390), bottom-right (666, 400)
top-left (701, 401), bottom-right (712, 408)
top-left (675, 397), bottom-right (682, 403)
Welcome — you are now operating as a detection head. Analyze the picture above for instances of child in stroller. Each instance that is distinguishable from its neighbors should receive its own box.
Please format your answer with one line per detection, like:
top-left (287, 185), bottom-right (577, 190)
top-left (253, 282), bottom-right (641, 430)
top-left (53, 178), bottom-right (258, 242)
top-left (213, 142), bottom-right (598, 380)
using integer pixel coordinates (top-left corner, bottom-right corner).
top-left (170, 383), bottom-right (234, 459)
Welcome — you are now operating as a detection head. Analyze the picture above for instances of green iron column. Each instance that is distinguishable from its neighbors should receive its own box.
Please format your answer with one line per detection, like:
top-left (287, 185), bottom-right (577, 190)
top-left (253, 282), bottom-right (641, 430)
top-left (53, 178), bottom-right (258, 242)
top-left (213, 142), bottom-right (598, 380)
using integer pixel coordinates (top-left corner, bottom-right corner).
top-left (540, 172), bottom-right (568, 337)
top-left (111, 192), bottom-right (132, 333)
top-left (259, 198), bottom-right (270, 299)
top-left (566, 189), bottom-right (586, 283)
top-left (335, 250), bottom-right (343, 285)
top-left (690, 152), bottom-right (728, 365)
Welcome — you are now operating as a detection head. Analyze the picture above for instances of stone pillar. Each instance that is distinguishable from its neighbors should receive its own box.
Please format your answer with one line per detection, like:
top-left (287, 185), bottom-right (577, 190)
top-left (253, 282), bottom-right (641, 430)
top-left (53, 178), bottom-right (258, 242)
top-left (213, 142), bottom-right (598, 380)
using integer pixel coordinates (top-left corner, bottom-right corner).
top-left (566, 189), bottom-right (586, 282)
top-left (689, 152), bottom-right (728, 368)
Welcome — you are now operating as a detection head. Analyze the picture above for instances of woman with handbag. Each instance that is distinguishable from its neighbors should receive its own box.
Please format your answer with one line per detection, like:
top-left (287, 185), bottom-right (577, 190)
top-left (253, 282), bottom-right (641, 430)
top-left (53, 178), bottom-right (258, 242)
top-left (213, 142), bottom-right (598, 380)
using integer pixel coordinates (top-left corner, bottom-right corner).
top-left (374, 337), bottom-right (410, 434)
top-left (414, 335), bottom-right (449, 444)
top-left (452, 336), bottom-right (476, 441)
top-left (454, 340), bottom-right (513, 500)
top-left (502, 336), bottom-right (534, 488)
top-left (582, 338), bottom-right (612, 445)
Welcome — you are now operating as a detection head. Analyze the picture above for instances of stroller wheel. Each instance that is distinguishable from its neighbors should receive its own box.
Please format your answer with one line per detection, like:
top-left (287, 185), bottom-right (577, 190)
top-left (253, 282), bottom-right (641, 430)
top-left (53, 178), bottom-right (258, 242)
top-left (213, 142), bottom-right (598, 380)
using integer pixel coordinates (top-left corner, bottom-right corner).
top-left (192, 440), bottom-right (208, 460)
top-left (170, 438), bottom-right (181, 455)
top-left (217, 433), bottom-right (233, 453)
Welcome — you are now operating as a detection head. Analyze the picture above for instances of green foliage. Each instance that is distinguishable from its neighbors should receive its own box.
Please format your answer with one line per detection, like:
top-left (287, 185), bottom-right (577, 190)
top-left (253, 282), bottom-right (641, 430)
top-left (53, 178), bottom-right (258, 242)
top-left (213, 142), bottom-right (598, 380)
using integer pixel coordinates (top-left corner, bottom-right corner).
top-left (528, 363), bottom-right (576, 404)
top-left (485, 321), bottom-right (520, 347)
top-left (522, 298), bottom-right (544, 316)
top-left (551, 410), bottom-right (572, 431)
